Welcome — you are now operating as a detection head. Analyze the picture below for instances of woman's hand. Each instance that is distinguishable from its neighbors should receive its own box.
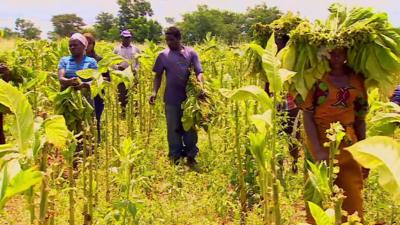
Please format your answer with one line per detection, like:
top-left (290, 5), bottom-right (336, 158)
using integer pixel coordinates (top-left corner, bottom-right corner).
top-left (68, 77), bottom-right (80, 86)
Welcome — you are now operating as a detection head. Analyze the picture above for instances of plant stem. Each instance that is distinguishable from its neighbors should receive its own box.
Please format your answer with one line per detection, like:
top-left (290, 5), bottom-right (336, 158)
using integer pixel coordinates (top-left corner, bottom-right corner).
top-left (39, 144), bottom-right (49, 225)
top-left (271, 94), bottom-right (281, 225)
top-left (68, 164), bottom-right (75, 225)
top-left (234, 102), bottom-right (247, 225)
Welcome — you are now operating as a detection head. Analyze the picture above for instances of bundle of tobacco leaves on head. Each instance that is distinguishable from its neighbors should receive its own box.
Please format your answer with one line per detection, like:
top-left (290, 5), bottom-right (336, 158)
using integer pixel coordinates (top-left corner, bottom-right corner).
top-left (181, 76), bottom-right (217, 132)
top-left (248, 13), bottom-right (303, 79)
top-left (253, 12), bottom-right (303, 46)
top-left (279, 3), bottom-right (400, 100)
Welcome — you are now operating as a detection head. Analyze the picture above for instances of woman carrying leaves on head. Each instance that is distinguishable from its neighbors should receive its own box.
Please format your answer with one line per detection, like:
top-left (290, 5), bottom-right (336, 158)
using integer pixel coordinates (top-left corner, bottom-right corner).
top-left (300, 48), bottom-right (369, 223)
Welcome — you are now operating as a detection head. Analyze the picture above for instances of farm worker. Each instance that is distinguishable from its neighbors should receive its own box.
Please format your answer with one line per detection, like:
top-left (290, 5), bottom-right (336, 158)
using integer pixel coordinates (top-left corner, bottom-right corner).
top-left (58, 33), bottom-right (98, 135)
top-left (113, 30), bottom-right (140, 113)
top-left (0, 62), bottom-right (23, 144)
top-left (84, 32), bottom-right (110, 143)
top-left (149, 26), bottom-right (204, 167)
top-left (0, 63), bottom-right (12, 144)
top-left (265, 34), bottom-right (301, 173)
top-left (300, 48), bottom-right (369, 223)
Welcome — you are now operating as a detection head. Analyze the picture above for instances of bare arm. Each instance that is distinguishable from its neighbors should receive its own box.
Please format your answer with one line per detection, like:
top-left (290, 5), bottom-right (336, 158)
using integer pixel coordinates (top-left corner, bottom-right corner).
top-left (58, 68), bottom-right (79, 87)
top-left (354, 119), bottom-right (366, 141)
top-left (149, 71), bottom-right (163, 104)
top-left (303, 111), bottom-right (328, 162)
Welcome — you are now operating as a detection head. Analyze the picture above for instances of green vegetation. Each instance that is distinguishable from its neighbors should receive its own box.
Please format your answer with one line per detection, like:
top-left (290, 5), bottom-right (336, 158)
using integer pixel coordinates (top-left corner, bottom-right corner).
top-left (0, 3), bottom-right (400, 225)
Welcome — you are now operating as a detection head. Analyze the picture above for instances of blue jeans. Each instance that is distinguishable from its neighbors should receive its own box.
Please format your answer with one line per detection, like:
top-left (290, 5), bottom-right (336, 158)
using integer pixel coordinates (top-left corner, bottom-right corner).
top-left (165, 104), bottom-right (198, 160)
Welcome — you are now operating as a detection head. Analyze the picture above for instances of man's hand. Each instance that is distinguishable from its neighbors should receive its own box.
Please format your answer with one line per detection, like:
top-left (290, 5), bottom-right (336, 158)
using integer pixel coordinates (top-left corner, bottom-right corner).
top-left (149, 93), bottom-right (157, 105)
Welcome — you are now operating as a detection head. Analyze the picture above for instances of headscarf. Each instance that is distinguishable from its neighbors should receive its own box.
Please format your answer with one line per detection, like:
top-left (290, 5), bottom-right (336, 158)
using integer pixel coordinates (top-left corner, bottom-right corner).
top-left (70, 33), bottom-right (88, 49)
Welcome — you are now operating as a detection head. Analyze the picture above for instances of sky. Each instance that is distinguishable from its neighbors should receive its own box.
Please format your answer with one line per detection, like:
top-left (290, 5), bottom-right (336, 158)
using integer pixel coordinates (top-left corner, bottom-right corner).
top-left (0, 0), bottom-right (399, 38)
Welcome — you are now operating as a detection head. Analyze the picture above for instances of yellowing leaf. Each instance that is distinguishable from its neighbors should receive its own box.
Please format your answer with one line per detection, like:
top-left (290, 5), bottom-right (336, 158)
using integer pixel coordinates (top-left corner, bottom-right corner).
top-left (44, 116), bottom-right (73, 149)
top-left (76, 69), bottom-right (98, 80)
top-left (345, 136), bottom-right (400, 201)
top-left (0, 80), bottom-right (34, 156)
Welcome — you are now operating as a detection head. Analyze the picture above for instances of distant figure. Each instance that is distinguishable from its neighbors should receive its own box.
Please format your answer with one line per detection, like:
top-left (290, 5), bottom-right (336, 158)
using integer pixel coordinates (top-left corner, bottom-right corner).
top-left (113, 30), bottom-right (140, 112)
top-left (149, 27), bottom-right (204, 167)
top-left (84, 32), bottom-right (110, 142)
top-left (265, 34), bottom-right (300, 172)
top-left (390, 85), bottom-right (400, 105)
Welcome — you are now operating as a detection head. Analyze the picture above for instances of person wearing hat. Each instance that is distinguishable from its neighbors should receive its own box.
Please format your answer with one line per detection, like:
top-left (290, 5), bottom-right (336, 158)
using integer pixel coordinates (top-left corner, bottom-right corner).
top-left (113, 30), bottom-right (140, 112)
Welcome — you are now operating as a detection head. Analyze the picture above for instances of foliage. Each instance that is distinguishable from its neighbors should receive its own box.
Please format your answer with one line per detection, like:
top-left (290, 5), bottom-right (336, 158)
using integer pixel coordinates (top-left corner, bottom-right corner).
top-left (177, 5), bottom-right (246, 44)
top-left (50, 14), bottom-right (86, 39)
top-left (94, 12), bottom-right (120, 41)
top-left (116, 0), bottom-right (162, 42)
top-left (51, 87), bottom-right (93, 133)
top-left (14, 18), bottom-right (41, 40)
top-left (181, 76), bottom-right (217, 132)
top-left (252, 12), bottom-right (302, 46)
top-left (346, 136), bottom-right (400, 202)
top-left (281, 3), bottom-right (400, 99)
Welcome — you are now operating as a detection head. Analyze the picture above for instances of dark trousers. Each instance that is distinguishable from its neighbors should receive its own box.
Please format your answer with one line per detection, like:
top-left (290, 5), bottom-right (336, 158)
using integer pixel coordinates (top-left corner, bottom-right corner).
top-left (165, 104), bottom-right (198, 160)
top-left (283, 108), bottom-right (300, 161)
top-left (118, 83), bottom-right (128, 110)
top-left (94, 95), bottom-right (104, 143)
top-left (0, 113), bottom-right (5, 144)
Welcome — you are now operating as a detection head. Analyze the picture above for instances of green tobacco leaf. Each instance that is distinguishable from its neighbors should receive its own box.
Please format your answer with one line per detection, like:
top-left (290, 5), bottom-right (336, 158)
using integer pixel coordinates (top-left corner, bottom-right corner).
top-left (0, 144), bottom-right (18, 158)
top-left (250, 110), bottom-right (272, 134)
top-left (0, 168), bottom-right (42, 209)
top-left (345, 136), bottom-right (400, 201)
top-left (307, 201), bottom-right (334, 225)
top-left (249, 132), bottom-right (268, 171)
top-left (44, 116), bottom-right (73, 149)
top-left (219, 86), bottom-right (272, 111)
top-left (278, 68), bottom-right (296, 83)
top-left (76, 69), bottom-right (98, 80)
top-left (0, 80), bottom-right (34, 156)
top-left (262, 34), bottom-right (282, 94)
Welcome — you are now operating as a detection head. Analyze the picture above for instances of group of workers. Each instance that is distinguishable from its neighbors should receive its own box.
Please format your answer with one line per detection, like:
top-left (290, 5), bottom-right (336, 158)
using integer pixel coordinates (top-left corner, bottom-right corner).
top-left (1, 26), bottom-right (399, 223)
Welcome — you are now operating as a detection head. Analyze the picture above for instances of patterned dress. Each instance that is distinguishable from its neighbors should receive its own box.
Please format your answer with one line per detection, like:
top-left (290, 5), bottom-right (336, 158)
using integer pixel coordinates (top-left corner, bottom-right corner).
top-left (299, 73), bottom-right (369, 221)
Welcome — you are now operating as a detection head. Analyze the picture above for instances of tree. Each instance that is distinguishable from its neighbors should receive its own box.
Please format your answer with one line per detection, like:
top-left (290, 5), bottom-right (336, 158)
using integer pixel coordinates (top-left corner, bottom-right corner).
top-left (14, 18), bottom-right (41, 39)
top-left (94, 12), bottom-right (120, 41)
top-left (116, 0), bottom-right (162, 42)
top-left (177, 5), bottom-right (246, 44)
top-left (50, 14), bottom-right (86, 38)
top-left (117, 0), bottom-right (153, 29)
top-left (1, 27), bottom-right (18, 39)
top-left (129, 18), bottom-right (162, 42)
top-left (244, 3), bottom-right (282, 37)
